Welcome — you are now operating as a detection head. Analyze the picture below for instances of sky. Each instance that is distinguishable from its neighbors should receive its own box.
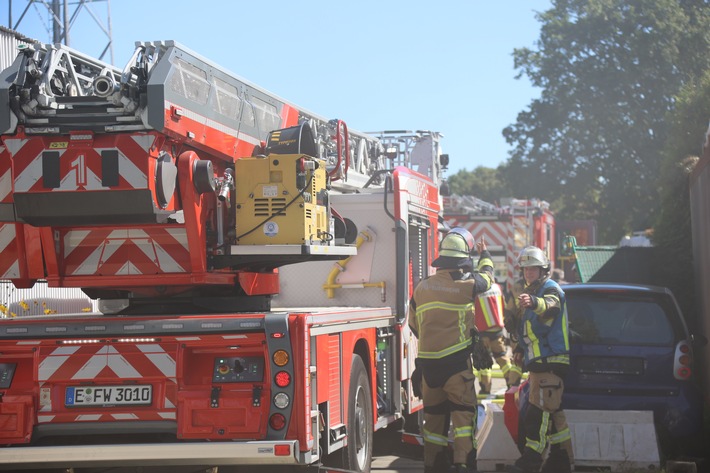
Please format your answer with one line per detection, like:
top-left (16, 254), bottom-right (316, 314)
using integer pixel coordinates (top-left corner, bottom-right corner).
top-left (3, 0), bottom-right (552, 176)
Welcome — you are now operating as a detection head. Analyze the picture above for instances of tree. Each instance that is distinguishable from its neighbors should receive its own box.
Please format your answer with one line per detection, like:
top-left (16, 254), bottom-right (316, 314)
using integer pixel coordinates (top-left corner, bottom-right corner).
top-left (502, 0), bottom-right (710, 243)
top-left (446, 166), bottom-right (512, 204)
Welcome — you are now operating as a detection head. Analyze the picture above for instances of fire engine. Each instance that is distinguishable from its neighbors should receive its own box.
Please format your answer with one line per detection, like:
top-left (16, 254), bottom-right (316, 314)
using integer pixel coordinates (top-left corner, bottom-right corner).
top-left (0, 40), bottom-right (449, 471)
top-left (442, 194), bottom-right (556, 293)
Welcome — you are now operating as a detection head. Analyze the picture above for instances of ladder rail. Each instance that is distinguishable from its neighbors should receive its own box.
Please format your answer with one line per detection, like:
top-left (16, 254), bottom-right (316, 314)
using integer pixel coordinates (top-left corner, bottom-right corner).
top-left (1, 40), bottom-right (444, 192)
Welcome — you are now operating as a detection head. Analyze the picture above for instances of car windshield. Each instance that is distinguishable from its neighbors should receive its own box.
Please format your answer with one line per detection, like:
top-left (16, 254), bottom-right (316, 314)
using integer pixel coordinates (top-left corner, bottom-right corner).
top-left (567, 292), bottom-right (675, 346)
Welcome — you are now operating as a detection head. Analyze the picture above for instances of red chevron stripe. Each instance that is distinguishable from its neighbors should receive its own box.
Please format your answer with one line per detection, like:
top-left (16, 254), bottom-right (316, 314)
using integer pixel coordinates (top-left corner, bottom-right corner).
top-left (61, 229), bottom-right (115, 276)
top-left (0, 224), bottom-right (19, 277)
top-left (0, 147), bottom-right (11, 204)
top-left (111, 343), bottom-right (177, 379)
top-left (93, 239), bottom-right (162, 275)
top-left (62, 229), bottom-right (192, 276)
top-left (9, 138), bottom-right (46, 182)
top-left (147, 228), bottom-right (190, 272)
top-left (40, 345), bottom-right (105, 382)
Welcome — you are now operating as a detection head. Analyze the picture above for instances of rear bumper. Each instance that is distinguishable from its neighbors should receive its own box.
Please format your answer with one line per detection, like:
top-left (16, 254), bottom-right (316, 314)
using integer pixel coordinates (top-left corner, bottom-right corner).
top-left (562, 387), bottom-right (704, 437)
top-left (0, 441), bottom-right (300, 470)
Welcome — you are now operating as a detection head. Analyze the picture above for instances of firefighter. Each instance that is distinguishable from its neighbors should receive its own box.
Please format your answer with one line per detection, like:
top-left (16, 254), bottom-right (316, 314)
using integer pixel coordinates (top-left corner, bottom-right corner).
top-left (474, 281), bottom-right (516, 394)
top-left (508, 246), bottom-right (573, 473)
top-left (502, 278), bottom-right (525, 387)
top-left (408, 227), bottom-right (494, 473)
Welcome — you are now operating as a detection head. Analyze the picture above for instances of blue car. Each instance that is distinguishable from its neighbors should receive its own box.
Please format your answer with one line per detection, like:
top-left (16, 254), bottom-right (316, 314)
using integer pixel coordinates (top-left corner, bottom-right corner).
top-left (517, 283), bottom-right (704, 458)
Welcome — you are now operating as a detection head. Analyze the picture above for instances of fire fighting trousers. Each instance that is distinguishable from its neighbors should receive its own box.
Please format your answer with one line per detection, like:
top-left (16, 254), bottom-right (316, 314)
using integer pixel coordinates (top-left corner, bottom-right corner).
top-left (508, 340), bottom-right (525, 388)
top-left (477, 333), bottom-right (519, 392)
top-left (523, 371), bottom-right (574, 464)
top-left (422, 364), bottom-right (478, 467)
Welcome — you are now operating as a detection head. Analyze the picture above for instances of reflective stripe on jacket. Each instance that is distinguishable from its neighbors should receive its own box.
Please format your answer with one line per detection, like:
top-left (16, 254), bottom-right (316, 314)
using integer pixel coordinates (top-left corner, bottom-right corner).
top-left (518, 278), bottom-right (570, 366)
top-left (409, 256), bottom-right (493, 360)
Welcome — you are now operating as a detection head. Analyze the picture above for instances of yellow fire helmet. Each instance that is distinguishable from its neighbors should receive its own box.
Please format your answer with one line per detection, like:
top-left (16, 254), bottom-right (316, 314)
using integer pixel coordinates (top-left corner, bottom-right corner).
top-left (439, 227), bottom-right (474, 258)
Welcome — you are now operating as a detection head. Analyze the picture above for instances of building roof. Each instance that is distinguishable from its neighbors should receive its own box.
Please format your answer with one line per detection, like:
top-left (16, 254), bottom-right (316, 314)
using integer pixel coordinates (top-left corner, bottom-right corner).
top-left (573, 246), bottom-right (616, 282)
top-left (574, 246), bottom-right (659, 285)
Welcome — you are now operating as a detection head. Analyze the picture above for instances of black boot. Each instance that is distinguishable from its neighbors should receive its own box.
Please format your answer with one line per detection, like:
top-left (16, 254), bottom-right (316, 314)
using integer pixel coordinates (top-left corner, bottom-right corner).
top-left (507, 447), bottom-right (543, 473)
top-left (450, 449), bottom-right (479, 473)
top-left (541, 448), bottom-right (571, 473)
top-left (424, 450), bottom-right (452, 473)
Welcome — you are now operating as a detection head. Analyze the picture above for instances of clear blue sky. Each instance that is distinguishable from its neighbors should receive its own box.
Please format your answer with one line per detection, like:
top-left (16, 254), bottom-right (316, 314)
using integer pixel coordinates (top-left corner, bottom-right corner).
top-left (3, 0), bottom-right (551, 175)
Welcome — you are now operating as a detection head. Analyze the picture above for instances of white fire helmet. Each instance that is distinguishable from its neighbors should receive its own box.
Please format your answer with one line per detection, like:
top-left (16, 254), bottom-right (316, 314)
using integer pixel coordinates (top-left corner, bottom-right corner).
top-left (517, 246), bottom-right (550, 270)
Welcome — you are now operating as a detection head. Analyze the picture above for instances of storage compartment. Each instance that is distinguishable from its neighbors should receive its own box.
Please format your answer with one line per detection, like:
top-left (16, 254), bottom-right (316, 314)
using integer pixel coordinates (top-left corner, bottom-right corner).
top-left (177, 387), bottom-right (267, 439)
top-left (0, 396), bottom-right (34, 443)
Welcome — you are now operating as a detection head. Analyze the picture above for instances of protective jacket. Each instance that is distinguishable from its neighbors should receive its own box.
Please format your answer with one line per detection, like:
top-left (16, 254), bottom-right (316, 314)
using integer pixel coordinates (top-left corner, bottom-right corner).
top-left (409, 252), bottom-right (493, 362)
top-left (517, 278), bottom-right (570, 367)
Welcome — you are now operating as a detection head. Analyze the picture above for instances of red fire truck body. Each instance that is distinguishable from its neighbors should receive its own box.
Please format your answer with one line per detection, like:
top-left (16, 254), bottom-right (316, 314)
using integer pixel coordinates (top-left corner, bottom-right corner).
top-left (0, 41), bottom-right (446, 471)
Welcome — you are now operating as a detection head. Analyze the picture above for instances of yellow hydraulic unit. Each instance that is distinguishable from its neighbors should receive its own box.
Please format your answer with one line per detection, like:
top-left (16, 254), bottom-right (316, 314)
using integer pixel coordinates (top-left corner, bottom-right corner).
top-left (224, 123), bottom-right (356, 271)
top-left (234, 153), bottom-right (329, 246)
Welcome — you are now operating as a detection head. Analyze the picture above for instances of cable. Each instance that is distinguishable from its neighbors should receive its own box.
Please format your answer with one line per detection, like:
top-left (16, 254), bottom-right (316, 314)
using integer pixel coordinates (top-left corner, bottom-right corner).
top-left (235, 172), bottom-right (315, 241)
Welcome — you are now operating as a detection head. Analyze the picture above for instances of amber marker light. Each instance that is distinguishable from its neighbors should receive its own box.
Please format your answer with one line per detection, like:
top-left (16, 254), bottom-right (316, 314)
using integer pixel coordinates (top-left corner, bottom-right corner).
top-left (273, 350), bottom-right (289, 366)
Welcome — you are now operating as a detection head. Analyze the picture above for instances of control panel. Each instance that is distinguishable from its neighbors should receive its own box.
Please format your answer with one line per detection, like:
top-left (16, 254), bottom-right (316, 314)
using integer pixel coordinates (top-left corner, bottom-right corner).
top-left (212, 356), bottom-right (264, 383)
top-left (0, 363), bottom-right (17, 389)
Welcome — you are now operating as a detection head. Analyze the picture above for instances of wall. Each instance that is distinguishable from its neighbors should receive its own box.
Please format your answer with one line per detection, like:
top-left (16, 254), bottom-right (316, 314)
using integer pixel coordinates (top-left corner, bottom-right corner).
top-left (690, 142), bottom-right (710, 399)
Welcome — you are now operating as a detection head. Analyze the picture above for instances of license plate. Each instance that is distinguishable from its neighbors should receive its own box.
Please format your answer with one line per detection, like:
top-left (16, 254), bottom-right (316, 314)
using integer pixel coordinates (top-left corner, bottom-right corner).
top-left (65, 385), bottom-right (153, 407)
top-left (576, 356), bottom-right (644, 375)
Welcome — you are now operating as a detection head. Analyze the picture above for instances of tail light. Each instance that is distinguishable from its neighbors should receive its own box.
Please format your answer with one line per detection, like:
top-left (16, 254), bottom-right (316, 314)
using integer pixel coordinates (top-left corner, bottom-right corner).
top-left (270, 413), bottom-right (287, 430)
top-left (274, 371), bottom-right (291, 388)
top-left (674, 340), bottom-right (693, 380)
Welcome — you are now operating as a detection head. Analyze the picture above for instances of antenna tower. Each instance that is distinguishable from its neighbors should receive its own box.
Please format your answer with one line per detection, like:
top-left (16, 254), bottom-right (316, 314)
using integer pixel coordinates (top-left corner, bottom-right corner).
top-left (6, 0), bottom-right (114, 64)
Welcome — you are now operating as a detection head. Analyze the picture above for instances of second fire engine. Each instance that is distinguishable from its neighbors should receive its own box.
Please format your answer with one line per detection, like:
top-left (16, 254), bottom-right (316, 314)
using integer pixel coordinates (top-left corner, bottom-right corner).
top-left (442, 194), bottom-right (556, 293)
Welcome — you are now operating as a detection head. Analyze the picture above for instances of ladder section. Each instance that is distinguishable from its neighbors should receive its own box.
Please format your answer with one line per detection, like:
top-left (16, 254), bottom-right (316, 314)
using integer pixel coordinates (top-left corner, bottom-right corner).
top-left (369, 130), bottom-right (446, 189)
top-left (1, 41), bottom-right (444, 191)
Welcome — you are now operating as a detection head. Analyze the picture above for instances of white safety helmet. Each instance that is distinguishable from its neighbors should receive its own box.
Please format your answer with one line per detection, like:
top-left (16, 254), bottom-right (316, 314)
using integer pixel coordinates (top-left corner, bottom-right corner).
top-left (517, 246), bottom-right (550, 270)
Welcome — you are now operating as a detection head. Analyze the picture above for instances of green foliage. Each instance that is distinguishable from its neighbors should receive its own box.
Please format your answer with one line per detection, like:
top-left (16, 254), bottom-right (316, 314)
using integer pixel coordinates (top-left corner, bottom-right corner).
top-left (446, 166), bottom-right (512, 204)
top-left (653, 70), bottom-right (710, 329)
top-left (502, 0), bottom-right (710, 243)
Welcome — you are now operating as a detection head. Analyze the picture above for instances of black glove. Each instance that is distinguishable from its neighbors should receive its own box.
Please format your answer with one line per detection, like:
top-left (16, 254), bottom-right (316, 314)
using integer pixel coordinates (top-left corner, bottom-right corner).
top-left (504, 315), bottom-right (518, 342)
top-left (472, 338), bottom-right (493, 371)
top-left (411, 358), bottom-right (422, 398)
